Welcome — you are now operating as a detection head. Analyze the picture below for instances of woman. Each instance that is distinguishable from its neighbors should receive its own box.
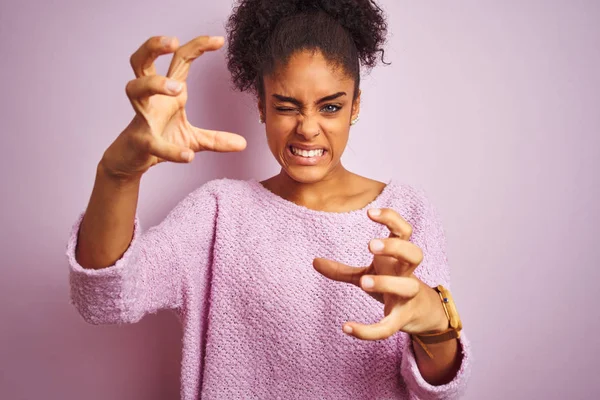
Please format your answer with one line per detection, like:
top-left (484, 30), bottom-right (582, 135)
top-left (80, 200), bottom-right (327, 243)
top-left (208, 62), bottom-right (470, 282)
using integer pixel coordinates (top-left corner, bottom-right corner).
top-left (67, 0), bottom-right (471, 398)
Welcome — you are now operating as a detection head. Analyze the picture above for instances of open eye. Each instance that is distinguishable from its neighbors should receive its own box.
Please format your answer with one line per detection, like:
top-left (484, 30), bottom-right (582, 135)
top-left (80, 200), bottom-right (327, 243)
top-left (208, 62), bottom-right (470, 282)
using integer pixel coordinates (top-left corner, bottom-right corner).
top-left (321, 104), bottom-right (341, 113)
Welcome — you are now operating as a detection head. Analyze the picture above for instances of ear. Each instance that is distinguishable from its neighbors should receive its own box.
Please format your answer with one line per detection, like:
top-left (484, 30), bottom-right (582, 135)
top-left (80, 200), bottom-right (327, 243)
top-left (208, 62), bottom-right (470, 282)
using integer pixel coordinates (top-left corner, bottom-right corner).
top-left (351, 89), bottom-right (361, 121)
top-left (257, 98), bottom-right (265, 122)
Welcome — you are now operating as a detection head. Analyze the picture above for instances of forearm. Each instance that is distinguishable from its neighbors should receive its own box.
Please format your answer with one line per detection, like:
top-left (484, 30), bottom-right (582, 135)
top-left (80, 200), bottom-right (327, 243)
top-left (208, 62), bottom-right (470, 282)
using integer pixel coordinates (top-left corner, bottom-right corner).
top-left (411, 281), bottom-right (463, 385)
top-left (413, 334), bottom-right (462, 386)
top-left (75, 160), bottom-right (142, 270)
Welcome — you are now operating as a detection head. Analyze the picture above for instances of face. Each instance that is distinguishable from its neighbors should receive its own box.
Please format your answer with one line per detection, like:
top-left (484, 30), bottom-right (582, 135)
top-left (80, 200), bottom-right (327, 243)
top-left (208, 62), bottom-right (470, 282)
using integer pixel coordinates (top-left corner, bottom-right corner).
top-left (259, 50), bottom-right (360, 184)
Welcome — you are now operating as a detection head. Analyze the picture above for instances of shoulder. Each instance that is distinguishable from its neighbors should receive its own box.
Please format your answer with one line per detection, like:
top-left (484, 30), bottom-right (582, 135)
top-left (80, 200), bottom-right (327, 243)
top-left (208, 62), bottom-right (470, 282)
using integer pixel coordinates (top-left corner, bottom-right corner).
top-left (164, 178), bottom-right (256, 223)
top-left (187, 177), bottom-right (254, 198)
top-left (183, 178), bottom-right (260, 210)
top-left (388, 182), bottom-right (452, 286)
top-left (385, 180), bottom-right (436, 218)
top-left (383, 180), bottom-right (449, 248)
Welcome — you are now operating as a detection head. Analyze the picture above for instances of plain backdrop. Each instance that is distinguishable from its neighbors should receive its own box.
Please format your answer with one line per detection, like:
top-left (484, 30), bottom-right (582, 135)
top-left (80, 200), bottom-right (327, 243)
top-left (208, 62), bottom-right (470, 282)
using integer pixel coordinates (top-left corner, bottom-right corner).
top-left (1, 0), bottom-right (599, 399)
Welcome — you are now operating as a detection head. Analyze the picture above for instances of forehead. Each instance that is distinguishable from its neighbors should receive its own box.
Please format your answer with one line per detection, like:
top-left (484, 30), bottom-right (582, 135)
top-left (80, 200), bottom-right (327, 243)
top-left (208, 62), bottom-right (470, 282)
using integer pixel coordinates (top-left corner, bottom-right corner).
top-left (264, 50), bottom-right (354, 99)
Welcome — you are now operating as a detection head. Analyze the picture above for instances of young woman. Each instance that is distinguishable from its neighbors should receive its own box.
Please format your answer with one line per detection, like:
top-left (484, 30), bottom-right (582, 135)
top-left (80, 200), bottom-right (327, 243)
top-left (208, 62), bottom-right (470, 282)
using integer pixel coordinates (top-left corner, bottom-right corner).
top-left (67, 0), bottom-right (471, 398)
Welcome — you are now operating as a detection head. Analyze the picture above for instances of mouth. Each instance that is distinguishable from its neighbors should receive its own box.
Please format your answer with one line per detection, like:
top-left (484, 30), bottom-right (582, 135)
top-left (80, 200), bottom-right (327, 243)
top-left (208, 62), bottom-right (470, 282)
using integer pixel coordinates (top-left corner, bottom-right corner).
top-left (287, 145), bottom-right (328, 165)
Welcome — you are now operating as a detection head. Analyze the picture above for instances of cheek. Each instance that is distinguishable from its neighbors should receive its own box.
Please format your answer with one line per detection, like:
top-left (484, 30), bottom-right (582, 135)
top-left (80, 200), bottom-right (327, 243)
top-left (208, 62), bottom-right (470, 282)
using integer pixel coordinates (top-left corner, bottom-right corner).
top-left (265, 127), bottom-right (290, 156)
top-left (323, 120), bottom-right (350, 141)
top-left (266, 118), bottom-right (294, 142)
top-left (326, 128), bottom-right (350, 158)
top-left (273, 116), bottom-right (298, 133)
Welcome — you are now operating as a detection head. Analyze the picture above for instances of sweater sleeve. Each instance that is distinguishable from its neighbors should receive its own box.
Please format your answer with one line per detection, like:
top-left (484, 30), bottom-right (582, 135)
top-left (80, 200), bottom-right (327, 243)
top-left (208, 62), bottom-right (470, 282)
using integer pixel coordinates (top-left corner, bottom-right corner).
top-left (398, 186), bottom-right (472, 399)
top-left (65, 181), bottom-right (219, 325)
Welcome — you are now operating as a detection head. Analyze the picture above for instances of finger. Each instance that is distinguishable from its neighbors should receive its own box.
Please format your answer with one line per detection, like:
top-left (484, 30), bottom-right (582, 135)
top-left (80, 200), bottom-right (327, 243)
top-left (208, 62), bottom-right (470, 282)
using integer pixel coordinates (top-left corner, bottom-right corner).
top-left (167, 36), bottom-right (225, 81)
top-left (125, 75), bottom-right (185, 101)
top-left (144, 136), bottom-right (195, 164)
top-left (369, 238), bottom-right (423, 267)
top-left (344, 307), bottom-right (407, 341)
top-left (313, 258), bottom-right (369, 287)
top-left (360, 275), bottom-right (420, 299)
top-left (130, 36), bottom-right (180, 78)
top-left (193, 127), bottom-right (247, 153)
top-left (367, 208), bottom-right (413, 240)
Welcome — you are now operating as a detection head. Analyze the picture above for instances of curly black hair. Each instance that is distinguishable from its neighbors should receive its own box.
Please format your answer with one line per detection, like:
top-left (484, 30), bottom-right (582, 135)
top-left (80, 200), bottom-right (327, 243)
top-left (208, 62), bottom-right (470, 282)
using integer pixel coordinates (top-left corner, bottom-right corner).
top-left (225, 0), bottom-right (388, 100)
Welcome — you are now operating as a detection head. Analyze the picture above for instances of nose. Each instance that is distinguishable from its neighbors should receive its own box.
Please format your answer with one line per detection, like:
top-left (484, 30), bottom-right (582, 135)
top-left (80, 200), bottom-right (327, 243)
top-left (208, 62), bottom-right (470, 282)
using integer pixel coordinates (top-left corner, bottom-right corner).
top-left (295, 116), bottom-right (320, 140)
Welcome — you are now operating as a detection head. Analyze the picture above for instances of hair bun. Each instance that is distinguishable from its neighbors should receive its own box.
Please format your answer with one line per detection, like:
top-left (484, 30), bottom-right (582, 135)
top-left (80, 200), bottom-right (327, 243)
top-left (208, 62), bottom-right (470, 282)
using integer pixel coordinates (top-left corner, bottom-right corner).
top-left (227, 0), bottom-right (388, 95)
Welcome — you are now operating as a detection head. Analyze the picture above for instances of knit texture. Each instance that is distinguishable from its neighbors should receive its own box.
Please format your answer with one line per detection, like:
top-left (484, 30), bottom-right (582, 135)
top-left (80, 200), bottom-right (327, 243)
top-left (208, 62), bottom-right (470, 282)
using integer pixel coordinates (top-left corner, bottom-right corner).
top-left (66, 178), bottom-right (471, 399)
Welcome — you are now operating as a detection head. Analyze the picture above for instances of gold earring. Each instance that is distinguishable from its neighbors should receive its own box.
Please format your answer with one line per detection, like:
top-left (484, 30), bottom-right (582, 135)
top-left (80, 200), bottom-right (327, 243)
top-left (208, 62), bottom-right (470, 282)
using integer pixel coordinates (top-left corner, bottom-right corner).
top-left (259, 116), bottom-right (264, 124)
top-left (351, 115), bottom-right (360, 125)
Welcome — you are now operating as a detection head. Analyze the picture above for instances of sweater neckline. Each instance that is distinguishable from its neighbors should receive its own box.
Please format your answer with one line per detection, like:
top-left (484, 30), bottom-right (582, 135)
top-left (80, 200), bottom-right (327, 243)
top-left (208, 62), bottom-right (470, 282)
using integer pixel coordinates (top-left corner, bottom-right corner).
top-left (247, 178), bottom-right (395, 218)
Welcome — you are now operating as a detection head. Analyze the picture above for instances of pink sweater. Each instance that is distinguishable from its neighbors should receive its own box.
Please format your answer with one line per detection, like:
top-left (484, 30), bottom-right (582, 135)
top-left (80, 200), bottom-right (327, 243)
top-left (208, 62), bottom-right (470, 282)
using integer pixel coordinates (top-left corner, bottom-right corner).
top-left (66, 178), bottom-right (471, 399)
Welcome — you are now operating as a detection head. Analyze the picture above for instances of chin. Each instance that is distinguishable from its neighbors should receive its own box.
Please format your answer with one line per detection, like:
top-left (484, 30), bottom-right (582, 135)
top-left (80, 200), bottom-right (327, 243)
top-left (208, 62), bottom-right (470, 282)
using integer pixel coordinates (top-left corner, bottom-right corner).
top-left (282, 166), bottom-right (330, 184)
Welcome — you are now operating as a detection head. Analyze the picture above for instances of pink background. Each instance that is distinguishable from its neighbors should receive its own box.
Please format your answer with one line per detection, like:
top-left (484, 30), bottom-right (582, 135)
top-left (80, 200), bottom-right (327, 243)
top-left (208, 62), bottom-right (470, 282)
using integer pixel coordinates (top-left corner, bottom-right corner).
top-left (1, 1), bottom-right (599, 399)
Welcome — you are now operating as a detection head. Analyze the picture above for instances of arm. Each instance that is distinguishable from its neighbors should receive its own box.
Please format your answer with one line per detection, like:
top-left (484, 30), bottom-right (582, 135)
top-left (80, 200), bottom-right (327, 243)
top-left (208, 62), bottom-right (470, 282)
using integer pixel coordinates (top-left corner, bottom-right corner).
top-left (410, 283), bottom-right (463, 386)
top-left (66, 161), bottom-right (218, 324)
top-left (399, 187), bottom-right (472, 399)
top-left (75, 161), bottom-right (141, 271)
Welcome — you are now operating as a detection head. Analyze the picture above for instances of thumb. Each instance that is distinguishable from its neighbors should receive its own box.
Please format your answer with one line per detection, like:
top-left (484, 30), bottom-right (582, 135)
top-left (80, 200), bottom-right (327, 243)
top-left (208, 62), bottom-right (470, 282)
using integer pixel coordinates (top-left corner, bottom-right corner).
top-left (147, 136), bottom-right (195, 163)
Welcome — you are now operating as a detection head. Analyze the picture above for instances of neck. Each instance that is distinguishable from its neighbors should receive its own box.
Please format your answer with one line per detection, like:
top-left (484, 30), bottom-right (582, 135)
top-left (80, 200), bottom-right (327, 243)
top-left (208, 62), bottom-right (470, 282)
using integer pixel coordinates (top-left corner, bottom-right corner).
top-left (266, 164), bottom-right (355, 208)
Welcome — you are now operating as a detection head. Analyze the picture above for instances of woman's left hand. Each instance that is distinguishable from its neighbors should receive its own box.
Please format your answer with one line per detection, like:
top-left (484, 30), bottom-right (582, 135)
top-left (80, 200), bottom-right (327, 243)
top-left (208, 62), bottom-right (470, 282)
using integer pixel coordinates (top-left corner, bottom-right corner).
top-left (313, 208), bottom-right (449, 340)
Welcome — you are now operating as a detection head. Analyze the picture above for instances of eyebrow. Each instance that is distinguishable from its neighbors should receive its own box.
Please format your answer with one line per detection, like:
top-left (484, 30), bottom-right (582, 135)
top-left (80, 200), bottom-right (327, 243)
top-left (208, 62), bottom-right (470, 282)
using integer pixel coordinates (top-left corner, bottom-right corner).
top-left (272, 92), bottom-right (347, 106)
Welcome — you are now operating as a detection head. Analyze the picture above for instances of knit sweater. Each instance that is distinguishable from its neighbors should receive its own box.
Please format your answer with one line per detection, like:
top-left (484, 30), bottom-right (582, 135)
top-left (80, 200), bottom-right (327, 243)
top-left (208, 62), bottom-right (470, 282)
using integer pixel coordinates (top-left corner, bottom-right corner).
top-left (66, 178), bottom-right (471, 399)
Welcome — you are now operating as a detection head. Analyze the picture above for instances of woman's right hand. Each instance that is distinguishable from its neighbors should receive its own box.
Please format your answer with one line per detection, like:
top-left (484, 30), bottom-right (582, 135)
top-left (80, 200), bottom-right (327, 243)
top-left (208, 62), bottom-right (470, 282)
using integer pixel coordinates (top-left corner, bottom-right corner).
top-left (101, 35), bottom-right (247, 180)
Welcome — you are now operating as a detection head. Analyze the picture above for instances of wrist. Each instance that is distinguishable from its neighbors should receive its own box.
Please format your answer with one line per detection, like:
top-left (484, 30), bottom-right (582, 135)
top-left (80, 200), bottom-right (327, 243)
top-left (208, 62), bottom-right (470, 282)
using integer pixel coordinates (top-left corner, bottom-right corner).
top-left (412, 285), bottom-right (462, 359)
top-left (97, 159), bottom-right (143, 187)
top-left (421, 286), bottom-right (451, 334)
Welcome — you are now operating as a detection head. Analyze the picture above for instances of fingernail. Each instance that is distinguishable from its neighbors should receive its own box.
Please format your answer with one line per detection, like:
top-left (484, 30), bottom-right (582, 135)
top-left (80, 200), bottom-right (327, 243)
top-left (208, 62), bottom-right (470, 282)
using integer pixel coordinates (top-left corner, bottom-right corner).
top-left (362, 276), bottom-right (374, 289)
top-left (369, 208), bottom-right (381, 217)
top-left (161, 36), bottom-right (173, 47)
top-left (181, 151), bottom-right (191, 162)
top-left (166, 80), bottom-right (182, 92)
top-left (209, 36), bottom-right (225, 45)
top-left (370, 239), bottom-right (384, 252)
top-left (343, 325), bottom-right (353, 334)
